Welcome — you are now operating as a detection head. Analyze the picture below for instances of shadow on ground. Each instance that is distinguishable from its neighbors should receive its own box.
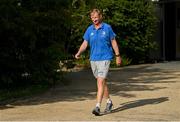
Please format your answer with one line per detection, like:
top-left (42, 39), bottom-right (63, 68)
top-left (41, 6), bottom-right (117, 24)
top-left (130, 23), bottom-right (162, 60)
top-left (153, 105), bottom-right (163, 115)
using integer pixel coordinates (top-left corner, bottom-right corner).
top-left (0, 63), bottom-right (179, 109)
top-left (100, 97), bottom-right (169, 116)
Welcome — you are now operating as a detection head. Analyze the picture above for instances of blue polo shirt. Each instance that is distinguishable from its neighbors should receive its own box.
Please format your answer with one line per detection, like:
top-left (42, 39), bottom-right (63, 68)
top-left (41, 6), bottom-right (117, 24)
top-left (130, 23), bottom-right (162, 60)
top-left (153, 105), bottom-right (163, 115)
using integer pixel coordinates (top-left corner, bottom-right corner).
top-left (83, 22), bottom-right (116, 61)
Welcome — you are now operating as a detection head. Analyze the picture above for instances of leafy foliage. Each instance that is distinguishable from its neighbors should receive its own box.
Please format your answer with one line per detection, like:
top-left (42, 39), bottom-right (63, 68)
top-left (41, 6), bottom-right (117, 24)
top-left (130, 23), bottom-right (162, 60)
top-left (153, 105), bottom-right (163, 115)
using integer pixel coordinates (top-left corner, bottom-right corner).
top-left (0, 0), bottom-right (71, 88)
top-left (71, 0), bottom-right (158, 64)
top-left (0, 0), bottom-right (158, 90)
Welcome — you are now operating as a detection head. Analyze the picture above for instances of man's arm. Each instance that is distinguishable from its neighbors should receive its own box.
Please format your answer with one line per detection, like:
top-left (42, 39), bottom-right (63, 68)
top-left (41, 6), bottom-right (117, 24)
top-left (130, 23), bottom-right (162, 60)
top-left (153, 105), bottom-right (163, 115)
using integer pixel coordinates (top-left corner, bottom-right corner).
top-left (111, 39), bottom-right (122, 66)
top-left (75, 40), bottom-right (88, 59)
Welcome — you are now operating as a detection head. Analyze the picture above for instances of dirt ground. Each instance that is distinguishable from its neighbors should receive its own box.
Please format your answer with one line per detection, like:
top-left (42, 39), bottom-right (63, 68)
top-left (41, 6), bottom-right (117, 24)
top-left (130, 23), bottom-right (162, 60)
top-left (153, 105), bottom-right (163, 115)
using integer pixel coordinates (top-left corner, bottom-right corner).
top-left (1, 61), bottom-right (180, 121)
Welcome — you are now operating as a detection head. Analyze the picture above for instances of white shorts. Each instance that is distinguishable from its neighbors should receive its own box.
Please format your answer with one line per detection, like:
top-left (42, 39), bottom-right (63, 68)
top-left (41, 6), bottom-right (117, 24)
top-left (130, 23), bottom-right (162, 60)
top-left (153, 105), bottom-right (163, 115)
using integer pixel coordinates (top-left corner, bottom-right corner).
top-left (90, 60), bottom-right (111, 79)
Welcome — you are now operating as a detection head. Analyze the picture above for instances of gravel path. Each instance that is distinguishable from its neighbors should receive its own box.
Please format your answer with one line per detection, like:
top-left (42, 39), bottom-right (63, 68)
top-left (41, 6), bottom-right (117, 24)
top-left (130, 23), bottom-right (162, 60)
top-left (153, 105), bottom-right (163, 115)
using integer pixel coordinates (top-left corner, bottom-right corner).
top-left (1, 61), bottom-right (180, 121)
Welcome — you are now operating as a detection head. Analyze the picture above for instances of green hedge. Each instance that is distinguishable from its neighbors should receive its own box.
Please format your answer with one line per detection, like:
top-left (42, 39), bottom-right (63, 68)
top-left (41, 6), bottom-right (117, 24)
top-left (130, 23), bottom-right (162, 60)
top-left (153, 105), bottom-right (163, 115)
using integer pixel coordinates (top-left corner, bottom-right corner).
top-left (71, 0), bottom-right (158, 64)
top-left (0, 0), bottom-right (158, 89)
top-left (0, 0), bottom-right (71, 88)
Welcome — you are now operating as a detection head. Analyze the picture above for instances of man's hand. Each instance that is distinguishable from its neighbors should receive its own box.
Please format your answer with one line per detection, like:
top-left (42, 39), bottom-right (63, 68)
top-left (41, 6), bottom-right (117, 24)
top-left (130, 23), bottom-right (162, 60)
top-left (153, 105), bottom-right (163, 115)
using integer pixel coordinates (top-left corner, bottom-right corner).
top-left (75, 53), bottom-right (81, 59)
top-left (75, 41), bottom-right (88, 60)
top-left (116, 56), bottom-right (122, 66)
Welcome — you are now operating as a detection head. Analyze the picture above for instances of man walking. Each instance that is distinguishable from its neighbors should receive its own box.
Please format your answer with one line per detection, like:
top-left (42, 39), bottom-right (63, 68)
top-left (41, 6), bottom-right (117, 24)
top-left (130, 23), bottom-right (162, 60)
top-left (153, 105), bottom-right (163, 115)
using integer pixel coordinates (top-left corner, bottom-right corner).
top-left (75, 9), bottom-right (121, 116)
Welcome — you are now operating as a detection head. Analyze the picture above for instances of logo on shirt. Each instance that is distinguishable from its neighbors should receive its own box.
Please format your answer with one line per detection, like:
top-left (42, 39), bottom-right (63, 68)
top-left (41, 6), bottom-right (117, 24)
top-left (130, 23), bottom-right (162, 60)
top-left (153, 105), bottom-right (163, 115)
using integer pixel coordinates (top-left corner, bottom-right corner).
top-left (90, 32), bottom-right (94, 36)
top-left (102, 31), bottom-right (106, 35)
top-left (101, 31), bottom-right (106, 37)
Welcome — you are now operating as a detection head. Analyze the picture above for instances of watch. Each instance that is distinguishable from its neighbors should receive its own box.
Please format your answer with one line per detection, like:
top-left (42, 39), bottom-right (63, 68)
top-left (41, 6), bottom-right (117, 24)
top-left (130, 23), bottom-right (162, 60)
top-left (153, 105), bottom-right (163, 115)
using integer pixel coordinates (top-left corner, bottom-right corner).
top-left (115, 54), bottom-right (120, 57)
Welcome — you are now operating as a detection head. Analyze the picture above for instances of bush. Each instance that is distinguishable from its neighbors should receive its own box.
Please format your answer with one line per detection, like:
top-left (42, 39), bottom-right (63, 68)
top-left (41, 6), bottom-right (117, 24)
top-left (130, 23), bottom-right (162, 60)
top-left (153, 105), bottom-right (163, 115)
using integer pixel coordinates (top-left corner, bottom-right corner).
top-left (71, 0), bottom-right (158, 64)
top-left (96, 0), bottom-right (158, 64)
top-left (0, 0), bottom-right (71, 89)
top-left (0, 0), bottom-right (158, 90)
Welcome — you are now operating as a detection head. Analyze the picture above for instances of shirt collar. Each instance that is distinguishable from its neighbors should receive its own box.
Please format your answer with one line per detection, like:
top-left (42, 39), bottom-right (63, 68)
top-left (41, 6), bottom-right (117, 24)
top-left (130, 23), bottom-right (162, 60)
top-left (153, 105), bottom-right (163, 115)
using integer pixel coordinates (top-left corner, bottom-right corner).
top-left (93, 22), bottom-right (104, 30)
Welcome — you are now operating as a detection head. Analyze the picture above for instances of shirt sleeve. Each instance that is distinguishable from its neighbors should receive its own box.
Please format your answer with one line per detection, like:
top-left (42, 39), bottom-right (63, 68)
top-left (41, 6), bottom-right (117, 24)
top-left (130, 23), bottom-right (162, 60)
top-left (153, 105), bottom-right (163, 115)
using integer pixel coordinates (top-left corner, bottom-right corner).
top-left (109, 25), bottom-right (116, 41)
top-left (83, 28), bottom-right (90, 43)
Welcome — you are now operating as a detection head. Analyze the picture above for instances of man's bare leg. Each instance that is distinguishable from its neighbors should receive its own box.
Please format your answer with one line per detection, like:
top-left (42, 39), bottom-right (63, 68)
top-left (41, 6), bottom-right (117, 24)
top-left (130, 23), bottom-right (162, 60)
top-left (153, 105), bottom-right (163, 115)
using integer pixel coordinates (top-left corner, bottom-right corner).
top-left (103, 79), bottom-right (113, 112)
top-left (96, 77), bottom-right (105, 107)
top-left (92, 77), bottom-right (105, 115)
top-left (103, 80), bottom-right (110, 99)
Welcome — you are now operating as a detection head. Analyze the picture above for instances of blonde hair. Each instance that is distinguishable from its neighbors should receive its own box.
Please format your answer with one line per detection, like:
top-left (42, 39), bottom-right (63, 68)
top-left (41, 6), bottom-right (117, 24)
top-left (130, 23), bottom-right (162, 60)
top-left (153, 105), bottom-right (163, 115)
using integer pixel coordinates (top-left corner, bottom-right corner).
top-left (90, 9), bottom-right (103, 22)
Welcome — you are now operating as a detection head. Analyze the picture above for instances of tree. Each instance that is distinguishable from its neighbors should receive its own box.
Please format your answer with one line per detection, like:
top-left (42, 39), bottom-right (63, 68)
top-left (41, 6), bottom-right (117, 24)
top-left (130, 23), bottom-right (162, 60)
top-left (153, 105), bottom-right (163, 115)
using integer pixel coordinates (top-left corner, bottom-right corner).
top-left (0, 0), bottom-right (71, 88)
top-left (70, 0), bottom-right (158, 64)
top-left (0, 0), bottom-right (158, 89)
top-left (96, 0), bottom-right (158, 64)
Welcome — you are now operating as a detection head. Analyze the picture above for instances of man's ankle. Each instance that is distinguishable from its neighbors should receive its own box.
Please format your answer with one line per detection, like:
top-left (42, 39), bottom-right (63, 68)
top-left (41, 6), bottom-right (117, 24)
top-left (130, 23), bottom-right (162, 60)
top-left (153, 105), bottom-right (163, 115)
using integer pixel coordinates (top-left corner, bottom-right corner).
top-left (107, 98), bottom-right (112, 103)
top-left (96, 102), bottom-right (101, 108)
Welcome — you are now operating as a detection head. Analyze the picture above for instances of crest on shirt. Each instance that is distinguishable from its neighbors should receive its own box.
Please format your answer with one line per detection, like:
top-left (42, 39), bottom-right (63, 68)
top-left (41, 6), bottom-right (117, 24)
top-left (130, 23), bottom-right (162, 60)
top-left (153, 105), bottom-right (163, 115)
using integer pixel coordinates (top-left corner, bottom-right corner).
top-left (90, 32), bottom-right (94, 36)
top-left (102, 31), bottom-right (106, 36)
